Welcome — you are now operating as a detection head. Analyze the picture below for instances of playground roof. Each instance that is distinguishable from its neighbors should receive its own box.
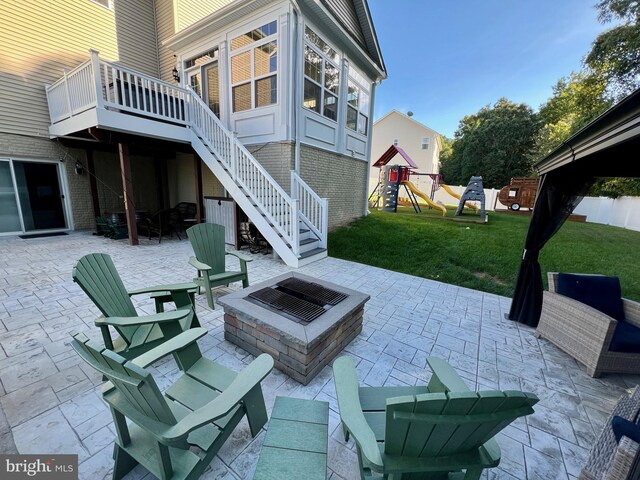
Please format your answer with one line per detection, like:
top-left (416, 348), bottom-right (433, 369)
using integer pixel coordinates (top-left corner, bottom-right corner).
top-left (372, 145), bottom-right (418, 169)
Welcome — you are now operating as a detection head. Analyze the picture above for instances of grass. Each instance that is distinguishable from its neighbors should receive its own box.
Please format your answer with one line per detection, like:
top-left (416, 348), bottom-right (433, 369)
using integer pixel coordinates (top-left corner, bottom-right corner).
top-left (328, 207), bottom-right (640, 301)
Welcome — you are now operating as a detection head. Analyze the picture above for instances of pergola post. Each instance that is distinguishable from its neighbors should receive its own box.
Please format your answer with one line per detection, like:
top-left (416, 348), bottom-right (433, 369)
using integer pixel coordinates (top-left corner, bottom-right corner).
top-left (118, 143), bottom-right (138, 245)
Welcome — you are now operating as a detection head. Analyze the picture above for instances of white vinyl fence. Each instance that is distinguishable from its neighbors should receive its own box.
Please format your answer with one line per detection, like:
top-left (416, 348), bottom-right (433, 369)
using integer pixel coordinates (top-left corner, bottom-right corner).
top-left (431, 185), bottom-right (507, 210)
top-left (573, 196), bottom-right (640, 232)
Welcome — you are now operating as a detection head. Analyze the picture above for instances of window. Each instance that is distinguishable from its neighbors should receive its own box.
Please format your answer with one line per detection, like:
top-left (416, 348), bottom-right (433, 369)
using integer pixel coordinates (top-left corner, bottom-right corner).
top-left (346, 67), bottom-right (370, 135)
top-left (230, 21), bottom-right (278, 112)
top-left (186, 49), bottom-right (218, 69)
top-left (393, 139), bottom-right (399, 146)
top-left (421, 137), bottom-right (429, 150)
top-left (303, 27), bottom-right (340, 121)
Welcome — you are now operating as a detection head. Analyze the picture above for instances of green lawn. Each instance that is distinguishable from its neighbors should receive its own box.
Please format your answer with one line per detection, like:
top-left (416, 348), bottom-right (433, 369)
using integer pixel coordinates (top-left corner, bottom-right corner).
top-left (328, 207), bottom-right (640, 301)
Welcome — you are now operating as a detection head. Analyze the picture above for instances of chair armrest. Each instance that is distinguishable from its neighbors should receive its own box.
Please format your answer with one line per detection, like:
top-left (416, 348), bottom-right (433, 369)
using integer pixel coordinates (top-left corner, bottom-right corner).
top-left (333, 356), bottom-right (384, 471)
top-left (131, 328), bottom-right (208, 368)
top-left (227, 250), bottom-right (253, 263)
top-left (189, 256), bottom-right (211, 272)
top-left (426, 357), bottom-right (471, 393)
top-left (623, 298), bottom-right (640, 327)
top-left (539, 291), bottom-right (617, 347)
top-left (606, 436), bottom-right (640, 480)
top-left (128, 282), bottom-right (198, 296)
top-left (96, 309), bottom-right (190, 327)
top-left (162, 353), bottom-right (274, 443)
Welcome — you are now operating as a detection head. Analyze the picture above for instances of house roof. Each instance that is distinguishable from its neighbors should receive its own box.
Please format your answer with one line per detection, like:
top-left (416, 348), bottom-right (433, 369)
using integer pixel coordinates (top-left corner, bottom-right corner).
top-left (372, 145), bottom-right (419, 168)
top-left (535, 87), bottom-right (640, 177)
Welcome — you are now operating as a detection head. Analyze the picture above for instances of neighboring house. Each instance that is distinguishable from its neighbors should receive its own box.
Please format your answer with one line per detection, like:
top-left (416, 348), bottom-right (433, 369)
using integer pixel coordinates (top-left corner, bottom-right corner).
top-left (0, 0), bottom-right (386, 267)
top-left (369, 110), bottom-right (441, 198)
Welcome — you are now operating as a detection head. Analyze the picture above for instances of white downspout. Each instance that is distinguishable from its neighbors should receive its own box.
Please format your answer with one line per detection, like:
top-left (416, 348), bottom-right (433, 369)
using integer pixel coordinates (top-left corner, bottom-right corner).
top-left (364, 80), bottom-right (377, 216)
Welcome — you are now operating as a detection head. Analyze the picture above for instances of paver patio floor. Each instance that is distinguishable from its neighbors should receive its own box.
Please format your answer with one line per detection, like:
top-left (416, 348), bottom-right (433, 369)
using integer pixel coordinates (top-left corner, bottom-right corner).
top-left (0, 232), bottom-right (638, 479)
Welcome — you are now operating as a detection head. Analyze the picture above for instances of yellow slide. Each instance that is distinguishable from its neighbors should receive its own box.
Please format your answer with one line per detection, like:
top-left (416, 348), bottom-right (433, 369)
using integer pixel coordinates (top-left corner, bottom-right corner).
top-left (441, 183), bottom-right (478, 211)
top-left (403, 181), bottom-right (447, 216)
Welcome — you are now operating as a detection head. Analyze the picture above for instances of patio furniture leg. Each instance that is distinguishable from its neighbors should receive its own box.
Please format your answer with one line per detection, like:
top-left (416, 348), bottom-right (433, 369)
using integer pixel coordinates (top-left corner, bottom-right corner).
top-left (112, 444), bottom-right (137, 480)
top-left (243, 384), bottom-right (268, 436)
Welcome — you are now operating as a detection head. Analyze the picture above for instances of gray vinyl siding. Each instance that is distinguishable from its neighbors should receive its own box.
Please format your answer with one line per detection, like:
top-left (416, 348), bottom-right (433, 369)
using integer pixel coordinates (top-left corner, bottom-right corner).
top-left (321, 0), bottom-right (366, 48)
top-left (114, 0), bottom-right (160, 78)
top-left (0, 0), bottom-right (158, 137)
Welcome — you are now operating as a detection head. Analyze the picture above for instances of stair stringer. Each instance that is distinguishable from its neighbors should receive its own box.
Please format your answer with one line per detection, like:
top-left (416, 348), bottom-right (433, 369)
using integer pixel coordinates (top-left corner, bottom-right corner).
top-left (189, 131), bottom-right (301, 267)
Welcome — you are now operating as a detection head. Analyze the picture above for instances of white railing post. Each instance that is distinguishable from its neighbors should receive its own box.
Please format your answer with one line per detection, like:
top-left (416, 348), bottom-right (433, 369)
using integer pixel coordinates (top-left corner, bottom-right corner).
top-left (290, 170), bottom-right (298, 200)
top-left (231, 133), bottom-right (238, 180)
top-left (321, 198), bottom-right (329, 249)
top-left (89, 49), bottom-right (104, 109)
top-left (292, 199), bottom-right (300, 256)
top-left (62, 70), bottom-right (73, 119)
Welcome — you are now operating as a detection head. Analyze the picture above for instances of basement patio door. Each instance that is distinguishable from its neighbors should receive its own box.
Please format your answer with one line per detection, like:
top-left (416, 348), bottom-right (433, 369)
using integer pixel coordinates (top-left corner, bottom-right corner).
top-left (0, 159), bottom-right (69, 235)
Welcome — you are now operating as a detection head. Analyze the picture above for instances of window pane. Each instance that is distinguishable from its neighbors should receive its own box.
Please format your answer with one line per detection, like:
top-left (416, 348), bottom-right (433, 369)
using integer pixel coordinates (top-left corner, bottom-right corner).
top-left (304, 79), bottom-right (321, 113)
top-left (359, 90), bottom-right (370, 113)
top-left (232, 21), bottom-right (277, 50)
top-left (346, 105), bottom-right (357, 131)
top-left (255, 75), bottom-right (277, 107)
top-left (304, 26), bottom-right (339, 63)
top-left (324, 63), bottom-right (339, 94)
top-left (232, 82), bottom-right (251, 112)
top-left (323, 93), bottom-right (337, 120)
top-left (189, 72), bottom-right (201, 97)
top-left (186, 49), bottom-right (218, 68)
top-left (304, 46), bottom-right (322, 83)
top-left (347, 81), bottom-right (359, 108)
top-left (358, 114), bottom-right (368, 135)
top-left (231, 51), bottom-right (251, 84)
top-left (255, 41), bottom-right (277, 76)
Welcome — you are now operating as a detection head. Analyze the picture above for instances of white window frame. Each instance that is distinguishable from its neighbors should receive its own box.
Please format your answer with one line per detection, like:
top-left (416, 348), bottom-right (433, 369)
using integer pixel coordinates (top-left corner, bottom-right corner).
top-left (346, 66), bottom-right (370, 136)
top-left (393, 138), bottom-right (399, 146)
top-left (422, 137), bottom-right (429, 150)
top-left (90, 0), bottom-right (112, 10)
top-left (229, 20), bottom-right (279, 113)
top-left (303, 26), bottom-right (341, 122)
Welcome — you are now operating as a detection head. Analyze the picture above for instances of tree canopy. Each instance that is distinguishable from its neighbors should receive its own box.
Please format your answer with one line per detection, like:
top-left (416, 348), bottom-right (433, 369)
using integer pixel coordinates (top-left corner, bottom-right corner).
top-left (439, 99), bottom-right (540, 189)
top-left (585, 0), bottom-right (640, 97)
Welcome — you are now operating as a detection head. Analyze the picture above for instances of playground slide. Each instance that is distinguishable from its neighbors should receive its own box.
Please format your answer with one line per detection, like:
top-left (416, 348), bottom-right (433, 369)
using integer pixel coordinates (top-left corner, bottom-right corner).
top-left (441, 183), bottom-right (478, 211)
top-left (403, 181), bottom-right (447, 216)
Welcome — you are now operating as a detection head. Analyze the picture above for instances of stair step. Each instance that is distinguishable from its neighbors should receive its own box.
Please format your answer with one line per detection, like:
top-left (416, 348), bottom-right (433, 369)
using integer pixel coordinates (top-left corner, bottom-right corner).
top-left (299, 247), bottom-right (326, 259)
top-left (300, 237), bottom-right (317, 246)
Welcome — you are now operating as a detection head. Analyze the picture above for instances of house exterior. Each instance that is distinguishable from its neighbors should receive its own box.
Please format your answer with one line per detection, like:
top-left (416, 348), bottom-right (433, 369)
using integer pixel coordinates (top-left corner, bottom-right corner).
top-left (369, 110), bottom-right (441, 198)
top-left (0, 0), bottom-right (385, 267)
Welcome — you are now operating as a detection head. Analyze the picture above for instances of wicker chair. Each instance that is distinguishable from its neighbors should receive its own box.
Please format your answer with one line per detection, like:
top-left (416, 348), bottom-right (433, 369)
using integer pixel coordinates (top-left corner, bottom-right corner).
top-left (536, 272), bottom-right (640, 377)
top-left (579, 387), bottom-right (640, 480)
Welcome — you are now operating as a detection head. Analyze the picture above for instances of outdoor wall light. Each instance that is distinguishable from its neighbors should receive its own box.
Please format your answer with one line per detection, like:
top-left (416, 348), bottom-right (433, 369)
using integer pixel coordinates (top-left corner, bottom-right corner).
top-left (74, 161), bottom-right (84, 175)
top-left (172, 55), bottom-right (180, 83)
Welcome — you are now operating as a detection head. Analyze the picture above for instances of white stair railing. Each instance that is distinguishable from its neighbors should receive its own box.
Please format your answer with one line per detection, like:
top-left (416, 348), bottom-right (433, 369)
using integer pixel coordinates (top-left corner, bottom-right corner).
top-left (291, 171), bottom-right (328, 248)
top-left (45, 51), bottom-right (332, 259)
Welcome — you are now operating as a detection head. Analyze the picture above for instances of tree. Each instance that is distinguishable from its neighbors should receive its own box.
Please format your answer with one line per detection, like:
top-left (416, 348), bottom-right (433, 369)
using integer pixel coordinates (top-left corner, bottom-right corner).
top-left (585, 0), bottom-right (640, 97)
top-left (536, 71), bottom-right (611, 155)
top-left (439, 99), bottom-right (540, 189)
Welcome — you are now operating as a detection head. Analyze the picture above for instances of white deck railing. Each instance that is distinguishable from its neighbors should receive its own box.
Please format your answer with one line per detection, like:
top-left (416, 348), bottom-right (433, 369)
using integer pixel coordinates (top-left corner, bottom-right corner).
top-left (291, 172), bottom-right (328, 249)
top-left (44, 50), bottom-right (329, 256)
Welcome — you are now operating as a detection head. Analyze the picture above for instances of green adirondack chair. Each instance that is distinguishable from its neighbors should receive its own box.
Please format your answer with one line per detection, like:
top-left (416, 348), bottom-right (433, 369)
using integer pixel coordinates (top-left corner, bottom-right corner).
top-left (72, 253), bottom-right (200, 359)
top-left (333, 356), bottom-right (539, 480)
top-left (186, 223), bottom-right (251, 309)
top-left (70, 328), bottom-right (274, 480)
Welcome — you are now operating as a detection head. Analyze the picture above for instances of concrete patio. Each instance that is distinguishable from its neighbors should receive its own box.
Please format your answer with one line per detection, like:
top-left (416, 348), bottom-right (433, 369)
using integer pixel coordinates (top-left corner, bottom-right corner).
top-left (0, 231), bottom-right (637, 479)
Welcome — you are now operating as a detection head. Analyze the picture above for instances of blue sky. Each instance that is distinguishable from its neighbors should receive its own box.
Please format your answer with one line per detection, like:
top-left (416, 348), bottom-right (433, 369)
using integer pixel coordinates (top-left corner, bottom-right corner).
top-left (368, 0), bottom-right (612, 137)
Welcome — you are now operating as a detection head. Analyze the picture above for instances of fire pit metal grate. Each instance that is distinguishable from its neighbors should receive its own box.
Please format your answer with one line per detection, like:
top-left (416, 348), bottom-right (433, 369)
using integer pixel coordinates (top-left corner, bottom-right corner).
top-left (276, 277), bottom-right (348, 305)
top-left (248, 287), bottom-right (326, 322)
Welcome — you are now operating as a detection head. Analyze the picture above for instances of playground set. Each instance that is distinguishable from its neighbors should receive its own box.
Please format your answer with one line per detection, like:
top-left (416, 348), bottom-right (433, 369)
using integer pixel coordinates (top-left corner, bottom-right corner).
top-left (369, 145), bottom-right (487, 221)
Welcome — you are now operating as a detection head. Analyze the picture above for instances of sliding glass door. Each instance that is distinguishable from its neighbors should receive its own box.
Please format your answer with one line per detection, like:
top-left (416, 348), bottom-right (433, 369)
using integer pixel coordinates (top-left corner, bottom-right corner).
top-left (0, 159), bottom-right (68, 234)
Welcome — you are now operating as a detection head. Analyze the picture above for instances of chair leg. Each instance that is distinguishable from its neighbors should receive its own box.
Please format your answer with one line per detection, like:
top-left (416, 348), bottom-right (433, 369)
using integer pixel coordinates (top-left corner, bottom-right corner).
top-left (112, 444), bottom-right (138, 480)
top-left (204, 285), bottom-right (215, 309)
top-left (244, 384), bottom-right (268, 436)
top-left (463, 468), bottom-right (483, 480)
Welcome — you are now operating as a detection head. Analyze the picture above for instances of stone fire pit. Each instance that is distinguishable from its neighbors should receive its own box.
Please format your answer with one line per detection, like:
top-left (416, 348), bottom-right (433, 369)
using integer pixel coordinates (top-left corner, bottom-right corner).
top-left (218, 272), bottom-right (369, 385)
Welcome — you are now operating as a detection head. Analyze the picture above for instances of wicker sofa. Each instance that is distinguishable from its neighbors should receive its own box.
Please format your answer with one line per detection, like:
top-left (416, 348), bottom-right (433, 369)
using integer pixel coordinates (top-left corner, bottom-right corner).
top-left (579, 387), bottom-right (640, 479)
top-left (536, 272), bottom-right (640, 378)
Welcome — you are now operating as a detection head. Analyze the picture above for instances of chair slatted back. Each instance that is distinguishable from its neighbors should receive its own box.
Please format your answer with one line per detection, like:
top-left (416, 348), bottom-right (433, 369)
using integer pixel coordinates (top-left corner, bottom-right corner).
top-left (187, 223), bottom-right (226, 275)
top-left (71, 332), bottom-right (177, 426)
top-left (385, 390), bottom-right (538, 458)
top-left (72, 253), bottom-right (138, 340)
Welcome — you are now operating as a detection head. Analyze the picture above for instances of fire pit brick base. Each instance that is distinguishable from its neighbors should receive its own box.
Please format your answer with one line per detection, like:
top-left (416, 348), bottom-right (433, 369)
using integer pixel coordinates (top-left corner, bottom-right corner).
top-left (218, 273), bottom-right (369, 385)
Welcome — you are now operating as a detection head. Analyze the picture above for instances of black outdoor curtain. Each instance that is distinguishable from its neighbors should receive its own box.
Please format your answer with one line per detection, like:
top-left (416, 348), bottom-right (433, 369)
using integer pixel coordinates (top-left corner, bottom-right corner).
top-left (508, 167), bottom-right (596, 327)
